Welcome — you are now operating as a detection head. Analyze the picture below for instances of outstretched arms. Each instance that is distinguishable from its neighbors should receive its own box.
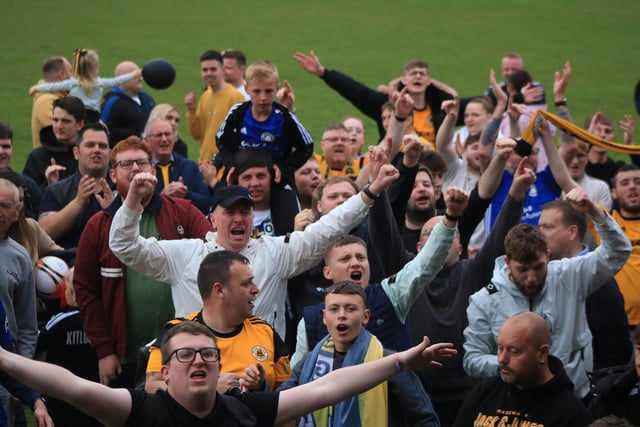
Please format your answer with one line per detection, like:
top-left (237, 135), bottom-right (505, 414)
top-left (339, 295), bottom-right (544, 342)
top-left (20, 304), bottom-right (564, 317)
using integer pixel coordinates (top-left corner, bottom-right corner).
top-left (275, 337), bottom-right (456, 426)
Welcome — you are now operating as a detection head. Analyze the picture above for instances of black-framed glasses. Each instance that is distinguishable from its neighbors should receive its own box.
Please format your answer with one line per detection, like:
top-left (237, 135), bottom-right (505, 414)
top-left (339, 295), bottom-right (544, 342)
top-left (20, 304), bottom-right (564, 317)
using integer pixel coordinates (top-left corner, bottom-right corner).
top-left (113, 159), bottom-right (151, 170)
top-left (163, 347), bottom-right (220, 364)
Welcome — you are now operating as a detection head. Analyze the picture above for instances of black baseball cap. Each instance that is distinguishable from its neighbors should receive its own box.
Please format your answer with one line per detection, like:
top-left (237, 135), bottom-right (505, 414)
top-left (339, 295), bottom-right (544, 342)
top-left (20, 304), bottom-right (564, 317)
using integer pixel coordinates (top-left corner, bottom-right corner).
top-left (211, 185), bottom-right (255, 210)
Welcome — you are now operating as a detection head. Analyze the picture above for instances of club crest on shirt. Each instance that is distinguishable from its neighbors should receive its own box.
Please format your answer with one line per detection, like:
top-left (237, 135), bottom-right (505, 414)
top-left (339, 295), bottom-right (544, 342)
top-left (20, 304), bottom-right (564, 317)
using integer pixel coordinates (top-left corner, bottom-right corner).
top-left (252, 345), bottom-right (268, 362)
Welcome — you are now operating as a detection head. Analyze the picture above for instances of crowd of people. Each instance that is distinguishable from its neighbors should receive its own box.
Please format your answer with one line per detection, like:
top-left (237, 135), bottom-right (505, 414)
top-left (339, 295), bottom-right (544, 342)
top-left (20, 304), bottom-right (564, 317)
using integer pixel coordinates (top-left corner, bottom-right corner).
top-left (0, 47), bottom-right (638, 426)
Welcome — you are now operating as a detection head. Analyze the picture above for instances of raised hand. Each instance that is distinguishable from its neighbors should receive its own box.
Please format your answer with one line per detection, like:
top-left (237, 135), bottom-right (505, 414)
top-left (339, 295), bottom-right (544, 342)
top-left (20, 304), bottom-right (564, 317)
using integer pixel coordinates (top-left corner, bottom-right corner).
top-left (397, 336), bottom-right (457, 371)
top-left (125, 171), bottom-right (157, 210)
top-left (94, 177), bottom-right (115, 209)
top-left (441, 95), bottom-right (460, 118)
top-left (75, 175), bottom-right (99, 207)
top-left (506, 97), bottom-right (525, 123)
top-left (620, 114), bottom-right (635, 145)
top-left (367, 138), bottom-right (391, 182)
top-left (240, 363), bottom-right (266, 391)
top-left (199, 160), bottom-right (218, 187)
top-left (494, 137), bottom-right (517, 161)
top-left (394, 86), bottom-right (414, 119)
top-left (293, 51), bottom-right (325, 76)
top-left (401, 134), bottom-right (424, 168)
top-left (162, 177), bottom-right (188, 198)
top-left (294, 208), bottom-right (316, 231)
top-left (553, 61), bottom-right (571, 100)
top-left (522, 83), bottom-right (544, 104)
top-left (509, 157), bottom-right (537, 201)
top-left (184, 91), bottom-right (197, 112)
top-left (443, 186), bottom-right (469, 217)
top-left (566, 186), bottom-right (606, 222)
top-left (277, 79), bottom-right (296, 111)
top-left (367, 164), bottom-right (400, 198)
top-left (45, 157), bottom-right (66, 184)
top-left (490, 69), bottom-right (508, 106)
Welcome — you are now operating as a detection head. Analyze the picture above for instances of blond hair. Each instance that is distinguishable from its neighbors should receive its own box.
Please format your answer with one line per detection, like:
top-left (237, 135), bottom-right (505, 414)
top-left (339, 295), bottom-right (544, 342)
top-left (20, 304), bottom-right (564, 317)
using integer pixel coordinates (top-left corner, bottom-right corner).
top-left (73, 48), bottom-right (99, 96)
top-left (245, 60), bottom-right (279, 83)
top-left (148, 103), bottom-right (181, 139)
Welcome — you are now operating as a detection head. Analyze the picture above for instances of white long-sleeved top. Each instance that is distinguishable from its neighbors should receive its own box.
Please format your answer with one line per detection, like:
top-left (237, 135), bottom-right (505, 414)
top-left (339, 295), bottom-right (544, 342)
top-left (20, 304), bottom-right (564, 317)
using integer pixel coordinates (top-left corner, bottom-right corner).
top-left (109, 193), bottom-right (371, 338)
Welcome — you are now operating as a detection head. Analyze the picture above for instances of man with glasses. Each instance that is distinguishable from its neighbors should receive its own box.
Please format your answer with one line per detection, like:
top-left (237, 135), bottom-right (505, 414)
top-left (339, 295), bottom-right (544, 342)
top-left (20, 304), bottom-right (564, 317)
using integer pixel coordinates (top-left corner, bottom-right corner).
top-left (143, 251), bottom-right (290, 394)
top-left (38, 121), bottom-right (113, 249)
top-left (74, 136), bottom-right (212, 389)
top-left (315, 122), bottom-right (364, 181)
top-left (143, 119), bottom-right (211, 214)
top-left (0, 318), bottom-right (456, 426)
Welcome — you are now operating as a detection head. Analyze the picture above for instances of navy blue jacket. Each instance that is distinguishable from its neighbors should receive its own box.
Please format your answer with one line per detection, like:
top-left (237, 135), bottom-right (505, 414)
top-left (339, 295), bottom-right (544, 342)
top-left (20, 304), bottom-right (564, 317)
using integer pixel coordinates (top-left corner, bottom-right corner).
top-left (303, 284), bottom-right (413, 353)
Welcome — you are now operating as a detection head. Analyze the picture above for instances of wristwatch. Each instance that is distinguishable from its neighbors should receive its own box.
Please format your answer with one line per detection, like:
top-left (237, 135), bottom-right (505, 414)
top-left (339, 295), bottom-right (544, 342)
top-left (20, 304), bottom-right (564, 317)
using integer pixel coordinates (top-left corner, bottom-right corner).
top-left (554, 98), bottom-right (567, 107)
top-left (362, 184), bottom-right (379, 200)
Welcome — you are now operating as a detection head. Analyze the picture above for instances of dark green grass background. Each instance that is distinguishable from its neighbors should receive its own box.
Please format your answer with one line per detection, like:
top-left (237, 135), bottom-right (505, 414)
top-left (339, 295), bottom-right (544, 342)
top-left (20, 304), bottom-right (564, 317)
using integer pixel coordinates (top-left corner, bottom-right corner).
top-left (0, 0), bottom-right (638, 422)
top-left (2, 0), bottom-right (639, 169)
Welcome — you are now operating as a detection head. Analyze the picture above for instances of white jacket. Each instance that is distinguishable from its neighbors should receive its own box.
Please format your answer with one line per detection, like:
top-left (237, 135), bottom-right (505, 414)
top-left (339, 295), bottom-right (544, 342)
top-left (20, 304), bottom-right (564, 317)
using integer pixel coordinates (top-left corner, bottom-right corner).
top-left (109, 193), bottom-right (371, 338)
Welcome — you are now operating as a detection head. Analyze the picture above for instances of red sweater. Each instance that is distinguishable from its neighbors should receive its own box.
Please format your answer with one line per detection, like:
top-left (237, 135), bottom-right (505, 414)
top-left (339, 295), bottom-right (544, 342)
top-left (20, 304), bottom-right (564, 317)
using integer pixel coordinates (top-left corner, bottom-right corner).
top-left (74, 194), bottom-right (212, 359)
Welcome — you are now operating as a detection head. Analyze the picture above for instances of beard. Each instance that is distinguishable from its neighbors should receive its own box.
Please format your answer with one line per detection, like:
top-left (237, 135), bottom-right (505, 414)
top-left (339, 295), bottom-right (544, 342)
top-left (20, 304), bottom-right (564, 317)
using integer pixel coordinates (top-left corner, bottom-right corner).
top-left (619, 199), bottom-right (640, 217)
top-left (406, 204), bottom-right (435, 225)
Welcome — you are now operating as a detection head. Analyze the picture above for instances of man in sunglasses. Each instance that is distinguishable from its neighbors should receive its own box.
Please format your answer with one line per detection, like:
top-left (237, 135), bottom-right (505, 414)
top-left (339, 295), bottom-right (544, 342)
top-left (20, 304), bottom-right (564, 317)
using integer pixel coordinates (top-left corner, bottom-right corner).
top-left (74, 136), bottom-right (212, 389)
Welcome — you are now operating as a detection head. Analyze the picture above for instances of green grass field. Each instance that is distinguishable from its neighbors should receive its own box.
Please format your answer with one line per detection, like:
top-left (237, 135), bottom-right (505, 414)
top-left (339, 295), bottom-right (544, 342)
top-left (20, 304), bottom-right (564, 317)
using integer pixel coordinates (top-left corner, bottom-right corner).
top-left (0, 1), bottom-right (638, 424)
top-left (2, 0), bottom-right (639, 169)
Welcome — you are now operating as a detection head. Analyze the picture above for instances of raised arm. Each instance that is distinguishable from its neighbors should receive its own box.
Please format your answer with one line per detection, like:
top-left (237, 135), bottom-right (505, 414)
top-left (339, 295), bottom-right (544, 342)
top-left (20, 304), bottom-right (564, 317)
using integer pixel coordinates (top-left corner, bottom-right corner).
top-left (0, 347), bottom-right (132, 427)
top-left (274, 337), bottom-right (456, 426)
top-left (435, 96), bottom-right (460, 165)
top-left (355, 86), bottom-right (413, 188)
top-left (477, 137), bottom-right (515, 199)
top-left (472, 157), bottom-right (535, 272)
top-left (539, 117), bottom-right (578, 193)
top-left (30, 78), bottom-right (76, 95)
top-left (382, 187), bottom-right (468, 320)
top-left (108, 173), bottom-right (199, 285)
top-left (564, 187), bottom-right (632, 296)
top-left (481, 69), bottom-right (508, 146)
top-left (553, 61), bottom-right (574, 144)
top-left (293, 50), bottom-right (387, 127)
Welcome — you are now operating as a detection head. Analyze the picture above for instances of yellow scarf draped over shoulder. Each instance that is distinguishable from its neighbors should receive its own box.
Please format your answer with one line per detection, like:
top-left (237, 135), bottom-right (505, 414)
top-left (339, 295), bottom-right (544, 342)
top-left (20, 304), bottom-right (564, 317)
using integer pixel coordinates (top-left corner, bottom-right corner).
top-left (520, 110), bottom-right (640, 154)
top-left (298, 330), bottom-right (388, 427)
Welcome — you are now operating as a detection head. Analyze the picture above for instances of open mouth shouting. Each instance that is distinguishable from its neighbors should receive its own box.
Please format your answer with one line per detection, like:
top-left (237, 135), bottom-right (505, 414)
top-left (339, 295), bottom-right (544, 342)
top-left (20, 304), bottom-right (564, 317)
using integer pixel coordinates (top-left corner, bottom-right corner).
top-left (335, 324), bottom-right (349, 334)
top-left (415, 195), bottom-right (432, 208)
top-left (230, 226), bottom-right (246, 236)
top-left (350, 270), bottom-right (363, 284)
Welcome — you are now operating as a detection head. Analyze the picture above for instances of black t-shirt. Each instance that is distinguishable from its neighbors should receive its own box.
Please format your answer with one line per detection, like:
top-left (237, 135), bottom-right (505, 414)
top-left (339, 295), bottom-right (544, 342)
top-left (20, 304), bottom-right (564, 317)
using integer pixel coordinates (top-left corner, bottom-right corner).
top-left (127, 388), bottom-right (279, 427)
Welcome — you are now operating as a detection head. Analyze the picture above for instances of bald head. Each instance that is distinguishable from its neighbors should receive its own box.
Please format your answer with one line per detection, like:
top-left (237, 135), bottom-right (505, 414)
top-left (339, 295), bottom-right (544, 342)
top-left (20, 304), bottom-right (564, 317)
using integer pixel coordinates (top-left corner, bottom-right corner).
top-left (417, 215), bottom-right (461, 266)
top-left (115, 61), bottom-right (143, 96)
top-left (115, 61), bottom-right (139, 76)
top-left (497, 312), bottom-right (553, 388)
top-left (502, 312), bottom-right (550, 348)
